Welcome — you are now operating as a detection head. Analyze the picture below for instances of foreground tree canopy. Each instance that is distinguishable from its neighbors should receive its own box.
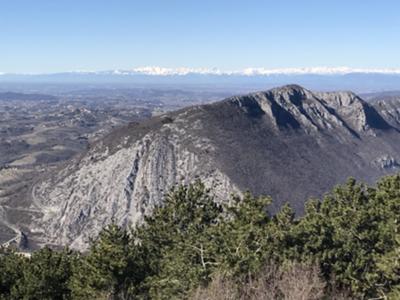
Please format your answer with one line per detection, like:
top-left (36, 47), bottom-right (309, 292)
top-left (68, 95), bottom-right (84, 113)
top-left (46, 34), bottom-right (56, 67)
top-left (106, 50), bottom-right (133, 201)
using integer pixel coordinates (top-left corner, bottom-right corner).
top-left (1, 175), bottom-right (400, 299)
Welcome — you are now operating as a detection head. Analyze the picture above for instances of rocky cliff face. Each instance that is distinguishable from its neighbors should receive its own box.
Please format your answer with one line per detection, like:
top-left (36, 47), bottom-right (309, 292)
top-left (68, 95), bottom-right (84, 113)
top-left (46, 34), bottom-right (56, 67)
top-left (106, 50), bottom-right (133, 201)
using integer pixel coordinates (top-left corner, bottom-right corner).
top-left (31, 85), bottom-right (400, 249)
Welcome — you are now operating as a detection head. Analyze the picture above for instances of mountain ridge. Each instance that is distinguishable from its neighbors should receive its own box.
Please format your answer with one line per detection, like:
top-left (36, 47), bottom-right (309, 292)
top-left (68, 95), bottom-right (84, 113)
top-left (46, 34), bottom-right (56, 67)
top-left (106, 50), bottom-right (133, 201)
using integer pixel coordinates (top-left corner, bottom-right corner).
top-left (24, 85), bottom-right (400, 249)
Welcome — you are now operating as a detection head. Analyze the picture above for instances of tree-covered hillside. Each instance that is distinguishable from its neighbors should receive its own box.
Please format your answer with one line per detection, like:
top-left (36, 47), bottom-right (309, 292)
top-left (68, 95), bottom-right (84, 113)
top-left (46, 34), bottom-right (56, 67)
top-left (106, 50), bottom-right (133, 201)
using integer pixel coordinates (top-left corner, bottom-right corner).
top-left (2, 175), bottom-right (400, 299)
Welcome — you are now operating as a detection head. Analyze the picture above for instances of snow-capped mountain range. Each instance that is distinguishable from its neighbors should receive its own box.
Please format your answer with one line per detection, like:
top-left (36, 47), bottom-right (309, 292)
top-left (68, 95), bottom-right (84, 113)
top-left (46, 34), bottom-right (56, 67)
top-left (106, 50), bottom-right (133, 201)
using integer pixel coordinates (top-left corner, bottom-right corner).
top-left (2, 67), bottom-right (400, 92)
top-left (3, 66), bottom-right (400, 76)
top-left (97, 66), bottom-right (400, 76)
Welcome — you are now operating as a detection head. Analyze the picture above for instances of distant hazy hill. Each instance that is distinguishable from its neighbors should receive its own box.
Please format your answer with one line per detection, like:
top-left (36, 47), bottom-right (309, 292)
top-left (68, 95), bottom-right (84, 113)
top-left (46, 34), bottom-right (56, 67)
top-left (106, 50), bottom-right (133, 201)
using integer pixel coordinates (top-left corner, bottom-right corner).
top-left (28, 85), bottom-right (400, 249)
top-left (0, 92), bottom-right (57, 101)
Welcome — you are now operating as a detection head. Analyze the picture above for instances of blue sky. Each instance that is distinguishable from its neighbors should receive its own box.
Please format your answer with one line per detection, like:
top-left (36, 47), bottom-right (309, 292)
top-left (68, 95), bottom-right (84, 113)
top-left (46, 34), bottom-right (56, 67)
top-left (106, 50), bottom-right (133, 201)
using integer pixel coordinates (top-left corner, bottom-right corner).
top-left (1, 0), bottom-right (400, 73)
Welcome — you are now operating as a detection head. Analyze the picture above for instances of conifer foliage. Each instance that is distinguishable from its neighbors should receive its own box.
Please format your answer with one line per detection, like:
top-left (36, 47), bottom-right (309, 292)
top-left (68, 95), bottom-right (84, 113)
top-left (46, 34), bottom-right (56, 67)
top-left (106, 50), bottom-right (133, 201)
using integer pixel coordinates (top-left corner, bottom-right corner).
top-left (1, 175), bottom-right (400, 299)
